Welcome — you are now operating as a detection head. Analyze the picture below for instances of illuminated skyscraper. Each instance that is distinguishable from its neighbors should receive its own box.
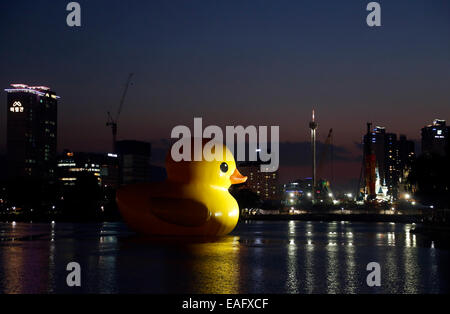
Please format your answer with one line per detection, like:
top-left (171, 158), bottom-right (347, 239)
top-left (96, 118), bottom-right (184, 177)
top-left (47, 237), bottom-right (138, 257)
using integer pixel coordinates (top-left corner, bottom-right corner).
top-left (421, 119), bottom-right (449, 156)
top-left (236, 148), bottom-right (279, 201)
top-left (238, 161), bottom-right (279, 201)
top-left (5, 84), bottom-right (59, 180)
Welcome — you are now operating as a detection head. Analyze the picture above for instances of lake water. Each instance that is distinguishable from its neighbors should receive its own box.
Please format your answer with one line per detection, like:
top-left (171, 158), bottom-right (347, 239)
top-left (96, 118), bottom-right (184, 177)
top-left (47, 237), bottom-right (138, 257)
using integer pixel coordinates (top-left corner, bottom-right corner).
top-left (0, 220), bottom-right (448, 294)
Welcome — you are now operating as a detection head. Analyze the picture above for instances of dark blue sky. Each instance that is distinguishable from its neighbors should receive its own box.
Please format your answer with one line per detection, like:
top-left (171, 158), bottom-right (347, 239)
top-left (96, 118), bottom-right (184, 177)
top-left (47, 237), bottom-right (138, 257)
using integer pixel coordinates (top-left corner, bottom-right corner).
top-left (1, 0), bottom-right (449, 186)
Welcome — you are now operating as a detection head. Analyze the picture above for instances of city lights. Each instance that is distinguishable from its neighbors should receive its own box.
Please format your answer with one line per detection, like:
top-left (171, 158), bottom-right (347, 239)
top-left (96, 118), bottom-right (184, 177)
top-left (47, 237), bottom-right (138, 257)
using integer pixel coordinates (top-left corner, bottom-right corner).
top-left (0, 1), bottom-right (449, 297)
top-left (10, 101), bottom-right (24, 112)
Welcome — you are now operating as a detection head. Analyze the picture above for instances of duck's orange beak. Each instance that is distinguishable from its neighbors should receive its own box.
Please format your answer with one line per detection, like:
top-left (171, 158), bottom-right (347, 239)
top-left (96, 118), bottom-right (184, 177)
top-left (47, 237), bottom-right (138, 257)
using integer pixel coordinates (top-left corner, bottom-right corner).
top-left (230, 168), bottom-right (247, 184)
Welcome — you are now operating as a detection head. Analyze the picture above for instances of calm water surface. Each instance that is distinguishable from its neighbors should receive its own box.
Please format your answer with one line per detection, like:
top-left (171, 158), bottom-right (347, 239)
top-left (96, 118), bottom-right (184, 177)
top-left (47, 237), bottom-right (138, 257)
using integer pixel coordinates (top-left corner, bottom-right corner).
top-left (0, 220), bottom-right (448, 293)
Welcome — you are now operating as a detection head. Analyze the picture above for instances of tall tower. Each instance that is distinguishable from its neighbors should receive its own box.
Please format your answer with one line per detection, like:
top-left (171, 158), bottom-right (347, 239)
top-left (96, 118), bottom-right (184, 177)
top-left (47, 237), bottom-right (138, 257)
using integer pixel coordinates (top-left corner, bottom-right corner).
top-left (5, 84), bottom-right (59, 180)
top-left (309, 109), bottom-right (318, 201)
top-left (363, 123), bottom-right (376, 201)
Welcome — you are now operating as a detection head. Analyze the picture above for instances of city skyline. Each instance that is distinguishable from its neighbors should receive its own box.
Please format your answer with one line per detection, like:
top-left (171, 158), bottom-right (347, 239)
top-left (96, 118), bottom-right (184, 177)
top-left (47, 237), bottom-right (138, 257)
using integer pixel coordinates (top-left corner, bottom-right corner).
top-left (2, 1), bottom-right (450, 299)
top-left (1, 0), bottom-right (449, 189)
top-left (1, 82), bottom-right (438, 193)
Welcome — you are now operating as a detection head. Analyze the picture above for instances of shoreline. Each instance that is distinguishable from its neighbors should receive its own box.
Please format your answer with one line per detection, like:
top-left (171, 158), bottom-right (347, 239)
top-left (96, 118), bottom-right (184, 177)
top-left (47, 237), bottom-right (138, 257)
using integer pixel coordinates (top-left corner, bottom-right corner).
top-left (1, 212), bottom-right (446, 226)
top-left (0, 213), bottom-right (424, 224)
top-left (241, 213), bottom-right (423, 223)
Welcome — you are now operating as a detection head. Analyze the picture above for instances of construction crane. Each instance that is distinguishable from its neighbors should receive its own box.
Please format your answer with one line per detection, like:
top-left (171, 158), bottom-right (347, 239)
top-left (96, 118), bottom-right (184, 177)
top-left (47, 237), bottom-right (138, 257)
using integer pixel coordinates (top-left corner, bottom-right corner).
top-left (106, 73), bottom-right (134, 152)
top-left (317, 128), bottom-right (333, 182)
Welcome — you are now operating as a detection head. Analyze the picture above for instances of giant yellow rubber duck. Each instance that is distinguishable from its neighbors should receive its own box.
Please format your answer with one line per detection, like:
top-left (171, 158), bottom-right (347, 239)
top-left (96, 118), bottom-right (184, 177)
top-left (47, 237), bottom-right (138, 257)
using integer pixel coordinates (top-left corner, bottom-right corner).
top-left (116, 139), bottom-right (247, 236)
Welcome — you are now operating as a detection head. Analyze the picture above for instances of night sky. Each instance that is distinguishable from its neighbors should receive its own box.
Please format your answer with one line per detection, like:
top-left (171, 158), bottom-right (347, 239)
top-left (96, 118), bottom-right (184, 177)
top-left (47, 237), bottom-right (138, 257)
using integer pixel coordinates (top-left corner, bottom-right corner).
top-left (1, 0), bottom-right (449, 190)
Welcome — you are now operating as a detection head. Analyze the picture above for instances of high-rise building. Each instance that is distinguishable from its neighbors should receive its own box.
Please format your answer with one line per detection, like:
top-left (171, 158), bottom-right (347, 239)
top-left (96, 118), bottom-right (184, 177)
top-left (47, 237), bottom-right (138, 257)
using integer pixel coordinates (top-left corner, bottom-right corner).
top-left (362, 123), bottom-right (377, 200)
top-left (384, 132), bottom-right (400, 197)
top-left (397, 135), bottom-right (416, 195)
top-left (398, 135), bottom-right (415, 177)
top-left (363, 125), bottom-right (414, 200)
top-left (421, 119), bottom-right (449, 156)
top-left (5, 84), bottom-right (59, 180)
top-left (116, 140), bottom-right (151, 185)
top-left (101, 153), bottom-right (120, 188)
top-left (364, 126), bottom-right (390, 191)
top-left (238, 161), bottom-right (279, 201)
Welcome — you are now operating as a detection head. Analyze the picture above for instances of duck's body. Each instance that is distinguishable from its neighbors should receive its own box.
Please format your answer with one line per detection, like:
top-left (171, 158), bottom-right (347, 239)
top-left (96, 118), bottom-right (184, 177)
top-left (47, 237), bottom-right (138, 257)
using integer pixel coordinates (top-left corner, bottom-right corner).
top-left (116, 139), bottom-right (247, 236)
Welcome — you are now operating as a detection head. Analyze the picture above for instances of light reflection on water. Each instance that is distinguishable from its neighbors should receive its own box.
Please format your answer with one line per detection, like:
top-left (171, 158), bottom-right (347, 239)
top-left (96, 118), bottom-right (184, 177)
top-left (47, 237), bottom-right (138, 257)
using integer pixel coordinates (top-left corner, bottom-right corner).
top-left (0, 220), bottom-right (448, 294)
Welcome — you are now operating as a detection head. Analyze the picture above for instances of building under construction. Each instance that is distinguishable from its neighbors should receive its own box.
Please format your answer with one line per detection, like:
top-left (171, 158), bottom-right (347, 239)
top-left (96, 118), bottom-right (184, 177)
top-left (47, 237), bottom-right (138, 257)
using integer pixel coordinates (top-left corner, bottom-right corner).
top-left (361, 123), bottom-right (377, 202)
top-left (360, 123), bottom-right (415, 203)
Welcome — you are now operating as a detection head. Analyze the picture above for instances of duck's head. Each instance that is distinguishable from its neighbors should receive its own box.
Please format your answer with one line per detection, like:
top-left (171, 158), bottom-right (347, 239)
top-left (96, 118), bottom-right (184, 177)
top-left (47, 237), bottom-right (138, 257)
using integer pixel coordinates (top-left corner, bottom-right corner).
top-left (166, 138), bottom-right (247, 189)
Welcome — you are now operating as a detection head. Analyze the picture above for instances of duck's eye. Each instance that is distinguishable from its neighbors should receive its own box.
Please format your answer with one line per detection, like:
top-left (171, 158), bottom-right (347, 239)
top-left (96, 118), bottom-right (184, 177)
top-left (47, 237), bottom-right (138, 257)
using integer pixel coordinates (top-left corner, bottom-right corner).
top-left (220, 162), bottom-right (228, 173)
